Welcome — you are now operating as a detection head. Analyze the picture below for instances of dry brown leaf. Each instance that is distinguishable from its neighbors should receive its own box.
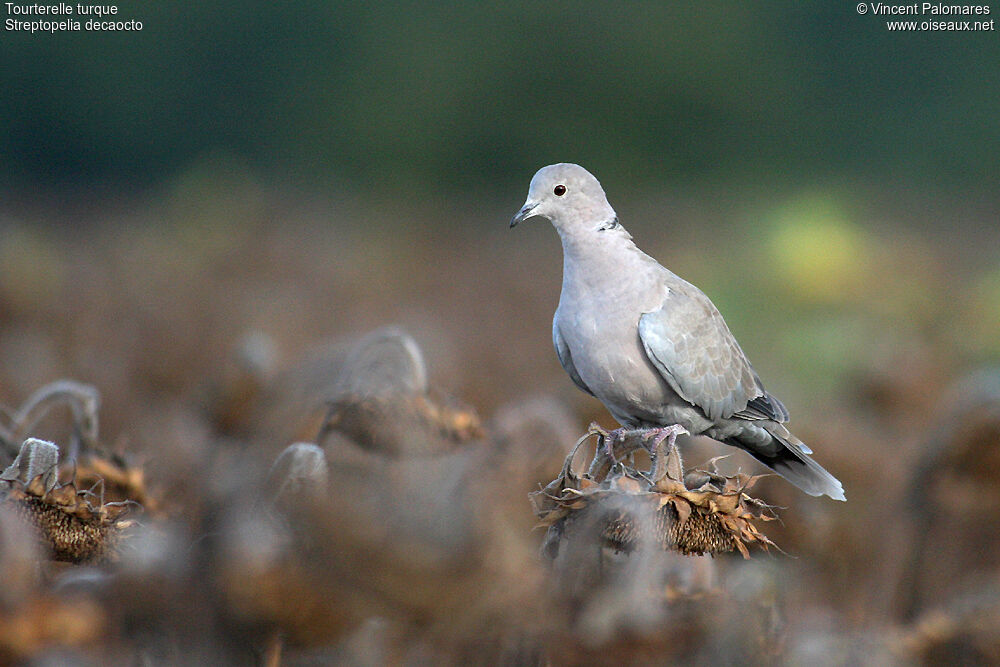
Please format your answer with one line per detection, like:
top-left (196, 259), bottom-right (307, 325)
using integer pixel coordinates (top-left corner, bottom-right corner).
top-left (672, 497), bottom-right (692, 526)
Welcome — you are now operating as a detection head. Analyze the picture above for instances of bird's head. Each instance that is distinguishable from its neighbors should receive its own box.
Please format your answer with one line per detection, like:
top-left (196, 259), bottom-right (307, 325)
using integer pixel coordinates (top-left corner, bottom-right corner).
top-left (510, 163), bottom-right (619, 233)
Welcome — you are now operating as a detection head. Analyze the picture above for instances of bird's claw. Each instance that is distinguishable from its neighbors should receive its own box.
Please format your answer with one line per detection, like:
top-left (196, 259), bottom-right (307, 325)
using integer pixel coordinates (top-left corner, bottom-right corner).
top-left (586, 424), bottom-right (687, 479)
top-left (584, 425), bottom-right (632, 476)
top-left (641, 424), bottom-right (688, 451)
top-left (643, 424), bottom-right (689, 482)
top-left (601, 428), bottom-right (627, 464)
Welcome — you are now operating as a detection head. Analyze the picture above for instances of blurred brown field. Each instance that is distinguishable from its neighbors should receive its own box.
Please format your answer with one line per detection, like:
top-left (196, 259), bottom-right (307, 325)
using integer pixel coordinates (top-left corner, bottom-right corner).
top-left (1, 169), bottom-right (999, 665)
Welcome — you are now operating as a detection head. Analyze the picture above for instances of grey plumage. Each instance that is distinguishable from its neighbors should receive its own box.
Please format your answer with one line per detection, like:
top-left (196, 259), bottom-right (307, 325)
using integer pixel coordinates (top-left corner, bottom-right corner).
top-left (511, 163), bottom-right (845, 501)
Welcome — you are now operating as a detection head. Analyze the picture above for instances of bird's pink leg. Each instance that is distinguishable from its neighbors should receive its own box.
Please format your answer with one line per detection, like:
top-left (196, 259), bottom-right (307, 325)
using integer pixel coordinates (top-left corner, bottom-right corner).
top-left (602, 427), bottom-right (629, 463)
top-left (642, 424), bottom-right (689, 452)
top-left (641, 424), bottom-right (689, 482)
top-left (586, 423), bottom-right (632, 464)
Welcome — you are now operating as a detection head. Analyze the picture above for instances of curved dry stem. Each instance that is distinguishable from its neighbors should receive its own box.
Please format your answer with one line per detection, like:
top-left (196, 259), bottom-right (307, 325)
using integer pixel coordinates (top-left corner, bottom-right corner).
top-left (1, 380), bottom-right (100, 461)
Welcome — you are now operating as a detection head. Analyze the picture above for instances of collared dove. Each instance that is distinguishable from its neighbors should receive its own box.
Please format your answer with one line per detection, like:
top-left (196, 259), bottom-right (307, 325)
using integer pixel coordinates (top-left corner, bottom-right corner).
top-left (511, 163), bottom-right (845, 501)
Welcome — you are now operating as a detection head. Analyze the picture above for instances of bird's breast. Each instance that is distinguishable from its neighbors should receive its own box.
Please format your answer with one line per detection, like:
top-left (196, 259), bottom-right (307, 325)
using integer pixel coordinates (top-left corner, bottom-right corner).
top-left (557, 293), bottom-right (674, 419)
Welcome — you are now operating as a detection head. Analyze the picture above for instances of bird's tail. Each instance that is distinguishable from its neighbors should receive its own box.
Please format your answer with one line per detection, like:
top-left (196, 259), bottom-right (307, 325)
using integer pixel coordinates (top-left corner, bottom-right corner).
top-left (732, 423), bottom-right (846, 501)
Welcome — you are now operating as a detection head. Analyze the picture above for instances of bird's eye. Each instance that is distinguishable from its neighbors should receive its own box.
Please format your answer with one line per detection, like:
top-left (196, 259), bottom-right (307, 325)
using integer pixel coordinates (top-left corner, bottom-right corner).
top-left (554, 184), bottom-right (567, 196)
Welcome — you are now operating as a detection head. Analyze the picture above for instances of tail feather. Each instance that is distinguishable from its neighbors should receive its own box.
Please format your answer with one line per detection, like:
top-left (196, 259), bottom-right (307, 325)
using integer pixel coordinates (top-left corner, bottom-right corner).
top-left (733, 423), bottom-right (846, 501)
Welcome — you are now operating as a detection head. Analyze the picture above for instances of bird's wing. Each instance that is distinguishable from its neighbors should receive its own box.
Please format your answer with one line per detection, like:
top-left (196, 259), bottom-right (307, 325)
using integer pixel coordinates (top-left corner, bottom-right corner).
top-left (739, 393), bottom-right (790, 423)
top-left (638, 285), bottom-right (777, 422)
top-left (553, 319), bottom-right (595, 397)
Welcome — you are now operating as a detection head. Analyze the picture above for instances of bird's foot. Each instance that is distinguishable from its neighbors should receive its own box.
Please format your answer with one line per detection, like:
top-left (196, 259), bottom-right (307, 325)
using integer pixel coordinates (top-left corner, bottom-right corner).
top-left (586, 423), bottom-right (684, 477)
top-left (598, 426), bottom-right (629, 464)
top-left (584, 423), bottom-right (633, 471)
top-left (641, 424), bottom-right (689, 452)
top-left (641, 425), bottom-right (689, 483)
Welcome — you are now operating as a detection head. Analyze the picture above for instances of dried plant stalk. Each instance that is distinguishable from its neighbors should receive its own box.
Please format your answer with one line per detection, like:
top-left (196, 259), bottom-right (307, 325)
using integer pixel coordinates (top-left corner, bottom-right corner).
top-left (0, 380), bottom-right (100, 460)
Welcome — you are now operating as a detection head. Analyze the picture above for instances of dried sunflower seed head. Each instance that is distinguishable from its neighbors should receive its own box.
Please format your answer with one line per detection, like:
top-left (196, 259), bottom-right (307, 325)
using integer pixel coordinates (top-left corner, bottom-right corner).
top-left (533, 429), bottom-right (778, 560)
top-left (2, 439), bottom-right (138, 564)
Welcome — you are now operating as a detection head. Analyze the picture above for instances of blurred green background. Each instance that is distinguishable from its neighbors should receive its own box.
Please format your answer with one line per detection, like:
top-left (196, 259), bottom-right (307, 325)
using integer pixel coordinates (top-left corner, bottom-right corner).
top-left (2, 1), bottom-right (998, 195)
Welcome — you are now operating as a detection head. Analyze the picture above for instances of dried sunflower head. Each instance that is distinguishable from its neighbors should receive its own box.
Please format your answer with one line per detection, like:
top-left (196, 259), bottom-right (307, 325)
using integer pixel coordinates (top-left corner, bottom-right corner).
top-left (2, 438), bottom-right (137, 564)
top-left (532, 427), bottom-right (779, 560)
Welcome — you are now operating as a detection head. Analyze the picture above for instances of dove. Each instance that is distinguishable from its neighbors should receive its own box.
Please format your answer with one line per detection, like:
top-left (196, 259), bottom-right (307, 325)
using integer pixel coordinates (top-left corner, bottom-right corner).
top-left (510, 163), bottom-right (845, 500)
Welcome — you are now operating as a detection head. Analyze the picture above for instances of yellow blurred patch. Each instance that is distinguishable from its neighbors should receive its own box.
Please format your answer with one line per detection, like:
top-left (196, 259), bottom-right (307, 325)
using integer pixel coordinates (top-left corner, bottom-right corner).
top-left (765, 192), bottom-right (870, 304)
top-left (960, 265), bottom-right (1000, 355)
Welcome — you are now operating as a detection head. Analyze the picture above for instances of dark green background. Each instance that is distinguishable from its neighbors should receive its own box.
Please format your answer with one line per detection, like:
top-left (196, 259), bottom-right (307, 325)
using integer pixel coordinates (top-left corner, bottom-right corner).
top-left (3, 1), bottom-right (997, 195)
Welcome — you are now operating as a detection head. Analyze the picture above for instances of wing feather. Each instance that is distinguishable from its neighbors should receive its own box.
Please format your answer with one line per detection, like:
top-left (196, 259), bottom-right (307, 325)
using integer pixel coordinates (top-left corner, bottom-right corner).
top-left (553, 320), bottom-right (595, 397)
top-left (638, 286), bottom-right (776, 422)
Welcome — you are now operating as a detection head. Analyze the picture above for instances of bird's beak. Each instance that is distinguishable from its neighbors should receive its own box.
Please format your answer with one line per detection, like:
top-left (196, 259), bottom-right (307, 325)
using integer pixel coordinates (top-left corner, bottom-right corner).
top-left (509, 202), bottom-right (538, 228)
